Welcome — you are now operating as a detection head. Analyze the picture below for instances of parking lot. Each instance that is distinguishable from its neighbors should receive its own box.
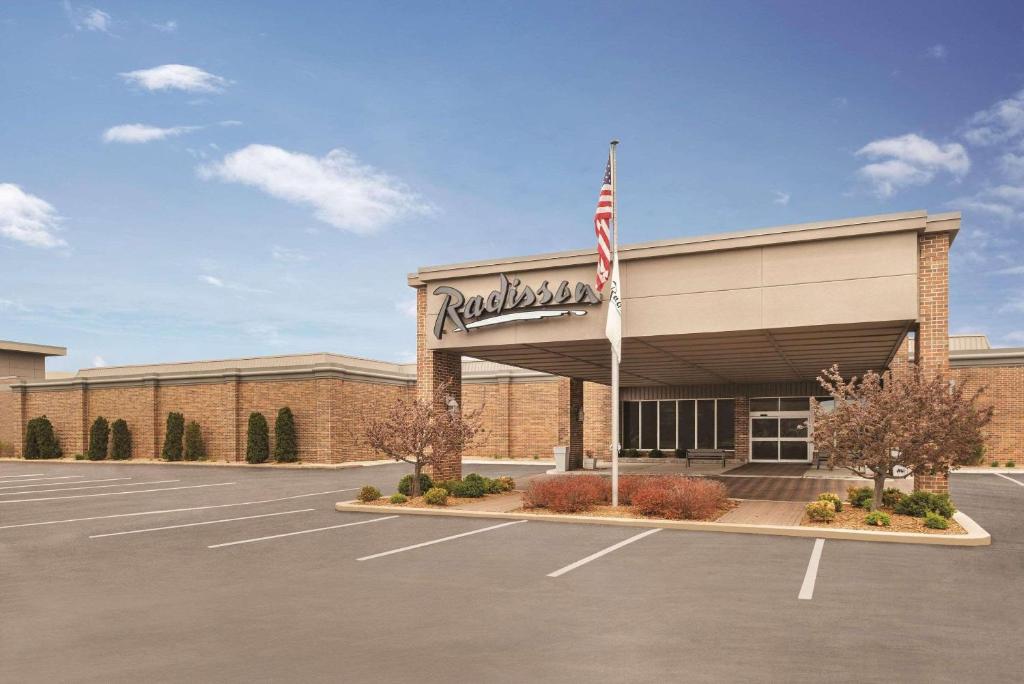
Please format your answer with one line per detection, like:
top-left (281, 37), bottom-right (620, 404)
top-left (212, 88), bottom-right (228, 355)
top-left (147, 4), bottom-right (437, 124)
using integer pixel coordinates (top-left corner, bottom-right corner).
top-left (1, 462), bottom-right (1021, 683)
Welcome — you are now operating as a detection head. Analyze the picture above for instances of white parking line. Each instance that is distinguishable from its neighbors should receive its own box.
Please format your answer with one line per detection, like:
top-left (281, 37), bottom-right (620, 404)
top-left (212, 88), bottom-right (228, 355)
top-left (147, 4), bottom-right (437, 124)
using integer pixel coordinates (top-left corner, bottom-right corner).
top-left (995, 473), bottom-right (1024, 487)
top-left (0, 482), bottom-right (235, 504)
top-left (209, 515), bottom-right (398, 549)
top-left (0, 477), bottom-right (114, 490)
top-left (0, 488), bottom-right (360, 530)
top-left (0, 475), bottom-right (85, 485)
top-left (90, 508), bottom-right (316, 538)
top-left (0, 473), bottom-right (46, 479)
top-left (547, 528), bottom-right (662, 578)
top-left (798, 538), bottom-right (825, 600)
top-left (357, 519), bottom-right (527, 561)
top-left (0, 479), bottom-right (176, 497)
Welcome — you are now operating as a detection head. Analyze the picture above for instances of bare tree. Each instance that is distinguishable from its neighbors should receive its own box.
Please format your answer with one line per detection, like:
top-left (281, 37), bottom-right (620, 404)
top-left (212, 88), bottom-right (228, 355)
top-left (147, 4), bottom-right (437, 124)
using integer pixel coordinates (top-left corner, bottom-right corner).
top-left (363, 382), bottom-right (483, 497)
top-left (812, 364), bottom-right (992, 511)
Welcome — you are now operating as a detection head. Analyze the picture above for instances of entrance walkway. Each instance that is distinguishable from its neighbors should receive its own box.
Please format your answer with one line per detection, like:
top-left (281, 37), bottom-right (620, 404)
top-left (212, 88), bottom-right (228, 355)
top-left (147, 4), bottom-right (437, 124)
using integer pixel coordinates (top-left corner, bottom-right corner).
top-left (723, 463), bottom-right (809, 477)
top-left (710, 475), bottom-right (847, 502)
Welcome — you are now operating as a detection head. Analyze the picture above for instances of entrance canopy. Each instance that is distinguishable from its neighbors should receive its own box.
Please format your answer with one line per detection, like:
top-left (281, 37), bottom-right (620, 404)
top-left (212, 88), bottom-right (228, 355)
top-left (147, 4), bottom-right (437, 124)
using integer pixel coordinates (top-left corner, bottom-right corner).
top-left (410, 211), bottom-right (959, 386)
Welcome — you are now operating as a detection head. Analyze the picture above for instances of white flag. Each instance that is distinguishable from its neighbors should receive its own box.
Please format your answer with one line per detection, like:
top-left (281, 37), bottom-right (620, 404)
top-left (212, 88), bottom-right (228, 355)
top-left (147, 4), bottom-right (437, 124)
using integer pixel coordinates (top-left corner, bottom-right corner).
top-left (605, 253), bottom-right (622, 362)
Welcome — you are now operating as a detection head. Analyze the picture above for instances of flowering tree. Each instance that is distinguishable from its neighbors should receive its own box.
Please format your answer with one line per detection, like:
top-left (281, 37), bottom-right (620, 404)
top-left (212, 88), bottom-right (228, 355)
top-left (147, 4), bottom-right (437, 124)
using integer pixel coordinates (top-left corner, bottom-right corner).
top-left (363, 383), bottom-right (483, 497)
top-left (812, 364), bottom-right (992, 511)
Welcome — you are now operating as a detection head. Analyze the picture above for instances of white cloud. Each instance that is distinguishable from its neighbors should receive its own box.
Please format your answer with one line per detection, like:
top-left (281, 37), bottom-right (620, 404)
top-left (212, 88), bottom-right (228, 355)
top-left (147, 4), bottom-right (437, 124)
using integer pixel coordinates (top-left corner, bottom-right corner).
top-left (0, 184), bottom-right (67, 248)
top-left (962, 89), bottom-right (1024, 146)
top-left (152, 20), bottom-right (177, 33)
top-left (953, 184), bottom-right (1024, 223)
top-left (198, 144), bottom-right (432, 234)
top-left (855, 133), bottom-right (969, 196)
top-left (92, 356), bottom-right (106, 367)
top-left (999, 152), bottom-right (1024, 180)
top-left (772, 191), bottom-right (790, 206)
top-left (102, 123), bottom-right (200, 143)
top-left (995, 265), bottom-right (1024, 275)
top-left (271, 246), bottom-right (309, 263)
top-left (198, 274), bottom-right (270, 294)
top-left (925, 44), bottom-right (947, 60)
top-left (119, 64), bottom-right (228, 93)
top-left (63, 2), bottom-right (112, 33)
top-left (395, 298), bottom-right (417, 318)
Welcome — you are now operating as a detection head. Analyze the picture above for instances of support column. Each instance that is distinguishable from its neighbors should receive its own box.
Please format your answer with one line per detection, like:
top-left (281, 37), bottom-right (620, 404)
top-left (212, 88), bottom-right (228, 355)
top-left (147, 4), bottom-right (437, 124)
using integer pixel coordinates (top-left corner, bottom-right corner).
top-left (145, 376), bottom-right (160, 459)
top-left (734, 395), bottom-right (750, 463)
top-left (416, 286), bottom-right (463, 481)
top-left (915, 230), bottom-right (951, 493)
top-left (15, 382), bottom-right (27, 457)
top-left (557, 377), bottom-right (584, 470)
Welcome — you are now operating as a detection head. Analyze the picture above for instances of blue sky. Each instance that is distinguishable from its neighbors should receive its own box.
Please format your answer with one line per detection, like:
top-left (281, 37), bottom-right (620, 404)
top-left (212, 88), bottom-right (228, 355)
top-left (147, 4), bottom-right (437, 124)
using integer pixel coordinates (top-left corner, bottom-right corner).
top-left (2, 1), bottom-right (1023, 371)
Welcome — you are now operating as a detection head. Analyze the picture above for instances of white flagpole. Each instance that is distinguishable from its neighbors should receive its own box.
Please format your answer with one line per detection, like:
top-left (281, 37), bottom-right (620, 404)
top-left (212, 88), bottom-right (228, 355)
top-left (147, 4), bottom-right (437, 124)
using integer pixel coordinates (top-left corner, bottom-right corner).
top-left (609, 139), bottom-right (620, 508)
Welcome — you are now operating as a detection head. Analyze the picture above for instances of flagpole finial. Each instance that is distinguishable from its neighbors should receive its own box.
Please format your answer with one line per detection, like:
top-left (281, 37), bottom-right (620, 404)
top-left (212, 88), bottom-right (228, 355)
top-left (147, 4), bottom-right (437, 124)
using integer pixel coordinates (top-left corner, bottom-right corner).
top-left (610, 139), bottom-right (619, 146)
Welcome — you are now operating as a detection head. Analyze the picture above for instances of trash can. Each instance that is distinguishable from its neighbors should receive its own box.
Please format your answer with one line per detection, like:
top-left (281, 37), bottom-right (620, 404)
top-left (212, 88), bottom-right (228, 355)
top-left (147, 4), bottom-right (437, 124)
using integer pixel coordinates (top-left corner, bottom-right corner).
top-left (553, 446), bottom-right (568, 472)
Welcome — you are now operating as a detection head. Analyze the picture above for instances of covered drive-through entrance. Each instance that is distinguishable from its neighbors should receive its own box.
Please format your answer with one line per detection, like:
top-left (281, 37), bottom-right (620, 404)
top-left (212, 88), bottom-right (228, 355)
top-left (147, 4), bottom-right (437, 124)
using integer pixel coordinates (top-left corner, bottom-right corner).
top-left (409, 210), bottom-right (957, 488)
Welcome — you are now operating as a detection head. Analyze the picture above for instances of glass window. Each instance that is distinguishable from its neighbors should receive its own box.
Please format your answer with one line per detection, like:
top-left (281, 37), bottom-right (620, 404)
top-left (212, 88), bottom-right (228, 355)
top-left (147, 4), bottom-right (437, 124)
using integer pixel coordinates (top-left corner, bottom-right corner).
top-left (640, 401), bottom-right (657, 450)
top-left (658, 401), bottom-right (677, 450)
top-left (678, 400), bottom-right (695, 451)
top-left (814, 396), bottom-right (835, 413)
top-left (750, 398), bottom-right (778, 413)
top-left (752, 441), bottom-right (778, 460)
top-left (781, 441), bottom-right (809, 460)
top-left (622, 401), bottom-right (640, 449)
top-left (697, 399), bottom-right (715, 449)
top-left (752, 418), bottom-right (778, 438)
top-left (780, 397), bottom-right (810, 411)
top-left (716, 399), bottom-right (735, 449)
top-left (780, 418), bottom-right (808, 438)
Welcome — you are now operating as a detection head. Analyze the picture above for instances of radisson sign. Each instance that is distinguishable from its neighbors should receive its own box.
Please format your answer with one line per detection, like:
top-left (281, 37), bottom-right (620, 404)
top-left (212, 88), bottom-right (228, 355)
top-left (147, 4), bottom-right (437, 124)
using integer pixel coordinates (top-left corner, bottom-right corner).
top-left (433, 274), bottom-right (601, 339)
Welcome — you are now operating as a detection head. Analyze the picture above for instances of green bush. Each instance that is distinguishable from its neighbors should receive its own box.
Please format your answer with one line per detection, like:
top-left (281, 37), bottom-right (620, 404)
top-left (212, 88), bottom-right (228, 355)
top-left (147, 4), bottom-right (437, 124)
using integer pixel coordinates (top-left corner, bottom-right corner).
top-left (442, 474), bottom-right (486, 498)
top-left (274, 406), bottom-right (298, 463)
top-left (1008, 461), bottom-right (1017, 468)
top-left (110, 419), bottom-right (132, 460)
top-left (806, 500), bottom-right (836, 522)
top-left (847, 486), bottom-right (873, 509)
top-left (673, 448), bottom-right (686, 458)
top-left (246, 412), bottom-right (270, 464)
top-left (893, 491), bottom-right (955, 519)
top-left (24, 416), bottom-right (61, 459)
top-left (497, 475), bottom-right (515, 491)
top-left (620, 449), bottom-right (639, 458)
top-left (648, 448), bottom-right (665, 458)
top-left (389, 493), bottom-right (408, 504)
top-left (87, 416), bottom-right (109, 461)
top-left (817, 492), bottom-right (843, 512)
top-left (398, 473), bottom-right (434, 497)
top-left (864, 511), bottom-right (891, 527)
top-left (881, 487), bottom-right (904, 509)
top-left (74, 453), bottom-right (86, 460)
top-left (924, 511), bottom-right (950, 529)
top-left (358, 485), bottom-right (381, 502)
top-left (990, 460), bottom-right (1000, 467)
top-left (161, 412), bottom-right (184, 461)
top-left (423, 487), bottom-right (448, 505)
top-left (184, 421), bottom-right (206, 461)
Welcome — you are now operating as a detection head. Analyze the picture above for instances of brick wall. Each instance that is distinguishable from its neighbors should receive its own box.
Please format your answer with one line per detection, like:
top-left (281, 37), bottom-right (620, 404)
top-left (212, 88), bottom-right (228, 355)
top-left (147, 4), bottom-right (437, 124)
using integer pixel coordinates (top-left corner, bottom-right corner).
top-left (917, 232), bottom-right (950, 376)
top-left (0, 383), bottom-right (18, 455)
top-left (951, 365), bottom-right (1024, 463)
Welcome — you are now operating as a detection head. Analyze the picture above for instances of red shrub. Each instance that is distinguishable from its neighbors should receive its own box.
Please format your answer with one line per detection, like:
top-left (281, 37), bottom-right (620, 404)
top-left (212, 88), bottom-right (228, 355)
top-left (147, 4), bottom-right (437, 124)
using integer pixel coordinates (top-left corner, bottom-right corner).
top-left (631, 476), bottom-right (727, 520)
top-left (617, 474), bottom-right (649, 505)
top-left (523, 475), bottom-right (610, 513)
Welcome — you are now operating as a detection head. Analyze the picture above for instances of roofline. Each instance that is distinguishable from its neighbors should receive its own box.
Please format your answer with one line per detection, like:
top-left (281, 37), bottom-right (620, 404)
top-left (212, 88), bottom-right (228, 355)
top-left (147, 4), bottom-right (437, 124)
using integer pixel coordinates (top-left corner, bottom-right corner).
top-left (0, 340), bottom-right (67, 357)
top-left (409, 210), bottom-right (960, 285)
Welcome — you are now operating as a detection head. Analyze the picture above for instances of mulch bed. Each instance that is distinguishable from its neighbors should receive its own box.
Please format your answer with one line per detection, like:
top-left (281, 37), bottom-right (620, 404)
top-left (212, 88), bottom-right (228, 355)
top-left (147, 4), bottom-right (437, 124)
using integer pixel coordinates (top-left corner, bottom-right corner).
top-left (357, 492), bottom-right (513, 508)
top-left (801, 507), bottom-right (965, 534)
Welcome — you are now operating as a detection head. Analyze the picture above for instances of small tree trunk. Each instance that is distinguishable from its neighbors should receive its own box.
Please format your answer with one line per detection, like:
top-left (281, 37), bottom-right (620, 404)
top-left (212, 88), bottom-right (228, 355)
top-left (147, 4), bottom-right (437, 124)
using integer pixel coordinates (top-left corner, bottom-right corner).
top-left (411, 462), bottom-right (422, 498)
top-left (872, 473), bottom-right (886, 512)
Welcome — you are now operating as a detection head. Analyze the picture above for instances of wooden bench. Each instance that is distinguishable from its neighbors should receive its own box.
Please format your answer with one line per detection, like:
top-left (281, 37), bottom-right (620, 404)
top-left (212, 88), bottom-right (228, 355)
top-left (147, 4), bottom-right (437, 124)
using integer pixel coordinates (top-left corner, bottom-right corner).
top-left (686, 449), bottom-right (730, 467)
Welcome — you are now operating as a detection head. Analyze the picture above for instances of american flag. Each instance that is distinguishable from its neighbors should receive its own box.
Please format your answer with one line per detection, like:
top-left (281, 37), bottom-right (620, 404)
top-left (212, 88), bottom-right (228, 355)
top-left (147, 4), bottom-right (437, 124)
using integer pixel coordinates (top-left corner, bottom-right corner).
top-left (594, 158), bottom-right (613, 291)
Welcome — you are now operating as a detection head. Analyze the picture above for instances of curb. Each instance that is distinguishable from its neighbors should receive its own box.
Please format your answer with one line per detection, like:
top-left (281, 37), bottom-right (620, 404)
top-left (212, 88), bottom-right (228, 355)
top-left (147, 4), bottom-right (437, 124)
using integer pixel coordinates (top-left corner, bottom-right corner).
top-left (0, 457), bottom-right (396, 471)
top-left (334, 501), bottom-right (991, 547)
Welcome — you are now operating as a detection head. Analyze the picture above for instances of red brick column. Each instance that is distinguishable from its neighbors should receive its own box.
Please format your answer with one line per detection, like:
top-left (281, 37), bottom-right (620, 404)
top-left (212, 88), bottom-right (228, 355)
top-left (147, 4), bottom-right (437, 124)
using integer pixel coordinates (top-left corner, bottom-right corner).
top-left (734, 395), bottom-right (749, 462)
top-left (15, 382), bottom-right (27, 457)
top-left (915, 231), bottom-right (951, 493)
top-left (145, 377), bottom-right (160, 459)
top-left (416, 286), bottom-right (463, 481)
top-left (556, 377), bottom-right (584, 470)
top-left (494, 378), bottom-right (511, 459)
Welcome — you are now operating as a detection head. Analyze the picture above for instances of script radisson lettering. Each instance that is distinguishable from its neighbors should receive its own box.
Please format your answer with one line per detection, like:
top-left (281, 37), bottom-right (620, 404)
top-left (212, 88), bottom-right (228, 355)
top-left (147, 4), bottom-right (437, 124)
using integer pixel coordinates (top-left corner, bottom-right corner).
top-left (433, 274), bottom-right (601, 339)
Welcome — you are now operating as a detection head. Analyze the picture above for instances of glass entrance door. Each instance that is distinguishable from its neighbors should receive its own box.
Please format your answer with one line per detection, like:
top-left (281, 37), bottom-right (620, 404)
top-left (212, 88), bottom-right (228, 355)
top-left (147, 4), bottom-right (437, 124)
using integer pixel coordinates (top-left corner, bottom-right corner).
top-left (749, 397), bottom-right (811, 462)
